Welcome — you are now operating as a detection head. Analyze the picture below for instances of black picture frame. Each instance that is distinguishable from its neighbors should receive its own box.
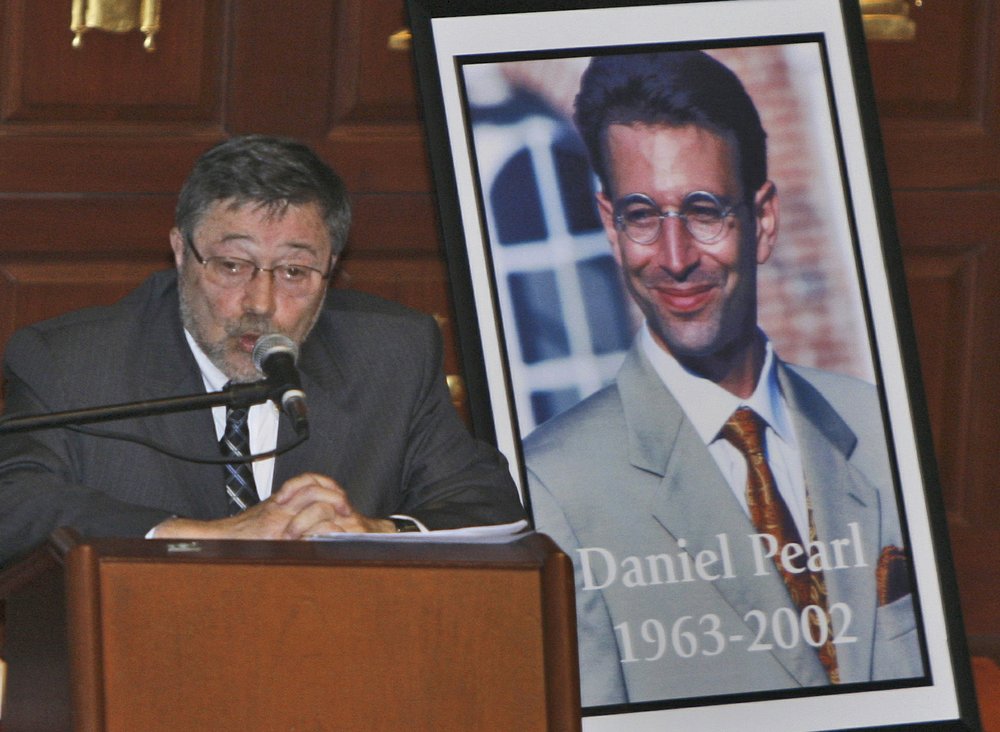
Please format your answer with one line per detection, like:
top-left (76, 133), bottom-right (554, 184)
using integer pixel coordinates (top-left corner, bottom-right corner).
top-left (406, 0), bottom-right (979, 728)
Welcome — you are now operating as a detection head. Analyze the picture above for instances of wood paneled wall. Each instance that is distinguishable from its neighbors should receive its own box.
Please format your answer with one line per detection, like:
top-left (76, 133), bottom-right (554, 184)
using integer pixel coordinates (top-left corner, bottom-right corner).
top-left (866, 0), bottom-right (1000, 657)
top-left (0, 0), bottom-right (459, 377)
top-left (0, 1), bottom-right (997, 654)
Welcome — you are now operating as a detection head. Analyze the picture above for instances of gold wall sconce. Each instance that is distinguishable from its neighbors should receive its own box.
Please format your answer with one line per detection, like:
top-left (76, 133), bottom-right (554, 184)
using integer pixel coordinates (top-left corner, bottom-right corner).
top-left (861, 0), bottom-right (922, 41)
top-left (388, 28), bottom-right (413, 53)
top-left (71, 0), bottom-right (162, 52)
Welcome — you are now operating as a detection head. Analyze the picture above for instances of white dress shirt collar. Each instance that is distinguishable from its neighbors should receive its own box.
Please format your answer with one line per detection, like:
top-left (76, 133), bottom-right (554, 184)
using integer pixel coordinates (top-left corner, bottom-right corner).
top-left (638, 323), bottom-right (808, 538)
top-left (183, 329), bottom-right (279, 498)
top-left (638, 323), bottom-right (795, 448)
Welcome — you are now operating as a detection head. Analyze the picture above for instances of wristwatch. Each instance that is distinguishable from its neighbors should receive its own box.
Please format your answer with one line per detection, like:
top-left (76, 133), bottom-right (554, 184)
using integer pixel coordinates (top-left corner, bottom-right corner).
top-left (391, 517), bottom-right (421, 533)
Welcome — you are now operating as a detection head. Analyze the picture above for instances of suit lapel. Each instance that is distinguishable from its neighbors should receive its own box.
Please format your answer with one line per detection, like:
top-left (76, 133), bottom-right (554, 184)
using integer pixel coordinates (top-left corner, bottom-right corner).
top-left (127, 277), bottom-right (229, 518)
top-left (778, 364), bottom-right (881, 682)
top-left (272, 324), bottom-right (348, 488)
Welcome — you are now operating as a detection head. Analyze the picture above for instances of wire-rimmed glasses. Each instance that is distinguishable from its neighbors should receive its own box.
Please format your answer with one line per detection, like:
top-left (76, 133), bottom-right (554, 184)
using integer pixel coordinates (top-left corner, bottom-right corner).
top-left (186, 237), bottom-right (332, 295)
top-left (612, 190), bottom-right (744, 246)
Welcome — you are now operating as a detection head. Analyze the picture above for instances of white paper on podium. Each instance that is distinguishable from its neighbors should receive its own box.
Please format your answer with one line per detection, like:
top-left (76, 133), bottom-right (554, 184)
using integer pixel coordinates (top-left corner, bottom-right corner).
top-left (0, 656), bottom-right (6, 720)
top-left (306, 519), bottom-right (530, 543)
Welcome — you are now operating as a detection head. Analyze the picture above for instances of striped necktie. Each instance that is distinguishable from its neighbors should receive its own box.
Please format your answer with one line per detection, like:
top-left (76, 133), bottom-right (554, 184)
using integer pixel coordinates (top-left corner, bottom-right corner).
top-left (221, 404), bottom-right (260, 515)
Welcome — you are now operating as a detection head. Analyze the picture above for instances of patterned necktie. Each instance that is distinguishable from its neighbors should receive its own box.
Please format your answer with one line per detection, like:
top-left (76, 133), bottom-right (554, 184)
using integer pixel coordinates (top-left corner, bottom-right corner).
top-left (720, 407), bottom-right (839, 682)
top-left (221, 404), bottom-right (260, 515)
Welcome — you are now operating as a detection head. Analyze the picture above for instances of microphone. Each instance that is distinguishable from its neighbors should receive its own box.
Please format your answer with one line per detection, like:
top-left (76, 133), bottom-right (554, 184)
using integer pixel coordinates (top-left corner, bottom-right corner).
top-left (252, 334), bottom-right (309, 436)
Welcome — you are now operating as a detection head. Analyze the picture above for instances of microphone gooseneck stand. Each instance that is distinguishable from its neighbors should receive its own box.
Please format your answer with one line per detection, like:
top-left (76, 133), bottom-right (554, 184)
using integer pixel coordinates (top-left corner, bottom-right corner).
top-left (0, 381), bottom-right (277, 436)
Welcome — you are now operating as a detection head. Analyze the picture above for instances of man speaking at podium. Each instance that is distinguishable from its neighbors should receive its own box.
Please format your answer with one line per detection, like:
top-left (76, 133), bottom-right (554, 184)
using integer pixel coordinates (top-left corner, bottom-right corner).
top-left (0, 135), bottom-right (524, 567)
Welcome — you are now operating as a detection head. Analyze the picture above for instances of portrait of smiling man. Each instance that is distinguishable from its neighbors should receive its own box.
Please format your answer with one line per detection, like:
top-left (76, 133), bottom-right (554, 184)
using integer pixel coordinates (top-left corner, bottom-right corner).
top-left (524, 50), bottom-right (924, 707)
top-left (0, 135), bottom-right (524, 566)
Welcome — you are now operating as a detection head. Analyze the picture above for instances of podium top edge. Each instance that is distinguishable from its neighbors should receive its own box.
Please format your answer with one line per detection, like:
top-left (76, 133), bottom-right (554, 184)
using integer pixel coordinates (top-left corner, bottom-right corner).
top-left (36, 529), bottom-right (567, 570)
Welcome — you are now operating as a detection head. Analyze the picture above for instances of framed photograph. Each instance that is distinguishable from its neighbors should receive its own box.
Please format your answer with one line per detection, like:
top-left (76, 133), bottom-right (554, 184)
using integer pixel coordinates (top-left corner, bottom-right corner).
top-left (406, 0), bottom-right (980, 729)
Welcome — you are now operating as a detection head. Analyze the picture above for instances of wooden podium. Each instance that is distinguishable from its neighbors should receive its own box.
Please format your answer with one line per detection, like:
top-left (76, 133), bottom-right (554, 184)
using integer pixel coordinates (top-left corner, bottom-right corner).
top-left (0, 529), bottom-right (580, 731)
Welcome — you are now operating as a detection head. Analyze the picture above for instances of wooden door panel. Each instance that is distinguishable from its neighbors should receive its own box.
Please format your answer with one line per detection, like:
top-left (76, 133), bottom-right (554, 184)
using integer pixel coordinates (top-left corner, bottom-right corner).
top-left (346, 193), bottom-right (439, 255)
top-left (0, 196), bottom-right (176, 256)
top-left (1, 0), bottom-right (221, 122)
top-left (868, 0), bottom-right (1000, 188)
top-left (323, 0), bottom-right (429, 194)
top-left (902, 247), bottom-right (978, 519)
top-left (0, 261), bottom-right (170, 357)
top-left (867, 0), bottom-right (980, 115)
top-left (224, 0), bottom-right (428, 193)
top-left (0, 135), bottom-right (215, 194)
top-left (330, 0), bottom-right (420, 125)
top-left (895, 191), bottom-right (1000, 526)
top-left (227, 1), bottom-right (335, 137)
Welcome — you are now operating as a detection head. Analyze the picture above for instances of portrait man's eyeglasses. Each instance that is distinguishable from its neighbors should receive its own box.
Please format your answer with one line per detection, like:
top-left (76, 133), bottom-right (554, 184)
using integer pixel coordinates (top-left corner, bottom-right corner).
top-left (185, 237), bottom-right (333, 295)
top-left (612, 190), bottom-right (745, 246)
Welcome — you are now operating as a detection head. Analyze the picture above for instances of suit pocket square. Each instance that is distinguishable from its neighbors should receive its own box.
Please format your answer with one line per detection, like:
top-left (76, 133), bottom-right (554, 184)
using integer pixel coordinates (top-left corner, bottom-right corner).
top-left (877, 544), bottom-right (911, 606)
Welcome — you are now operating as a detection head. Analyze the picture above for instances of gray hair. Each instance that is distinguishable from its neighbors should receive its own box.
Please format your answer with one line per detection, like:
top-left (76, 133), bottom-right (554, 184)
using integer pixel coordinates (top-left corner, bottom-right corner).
top-left (175, 135), bottom-right (352, 255)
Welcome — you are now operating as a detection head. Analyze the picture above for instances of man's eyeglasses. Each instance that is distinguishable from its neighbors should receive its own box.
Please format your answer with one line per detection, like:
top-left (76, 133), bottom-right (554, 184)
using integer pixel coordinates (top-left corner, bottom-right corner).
top-left (185, 237), bottom-right (332, 295)
top-left (612, 191), bottom-right (744, 246)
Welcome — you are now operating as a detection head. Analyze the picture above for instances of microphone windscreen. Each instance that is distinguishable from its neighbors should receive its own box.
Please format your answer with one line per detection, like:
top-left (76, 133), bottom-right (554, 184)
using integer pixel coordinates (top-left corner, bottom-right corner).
top-left (252, 334), bottom-right (299, 374)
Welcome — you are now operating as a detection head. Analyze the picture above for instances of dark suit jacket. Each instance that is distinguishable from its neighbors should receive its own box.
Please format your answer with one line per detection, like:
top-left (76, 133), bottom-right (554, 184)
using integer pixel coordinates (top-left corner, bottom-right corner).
top-left (0, 270), bottom-right (523, 566)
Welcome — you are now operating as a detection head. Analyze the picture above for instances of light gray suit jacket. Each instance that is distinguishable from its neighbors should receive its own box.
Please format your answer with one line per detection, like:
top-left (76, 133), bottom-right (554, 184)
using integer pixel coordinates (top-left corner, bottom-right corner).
top-left (525, 341), bottom-right (923, 707)
top-left (0, 270), bottom-right (523, 566)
